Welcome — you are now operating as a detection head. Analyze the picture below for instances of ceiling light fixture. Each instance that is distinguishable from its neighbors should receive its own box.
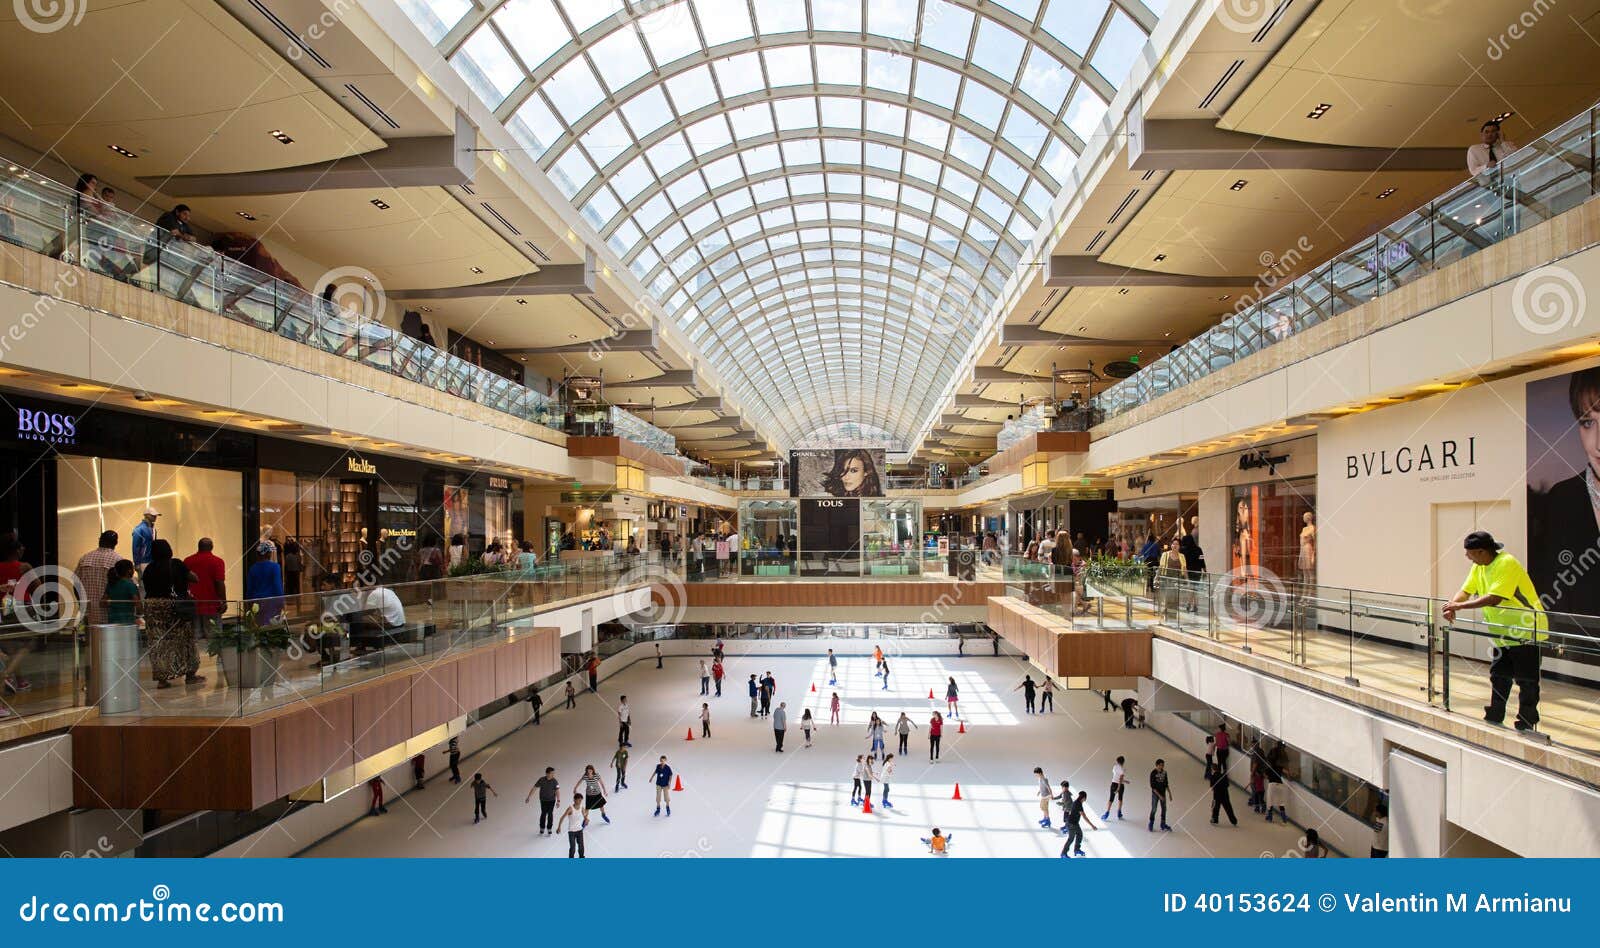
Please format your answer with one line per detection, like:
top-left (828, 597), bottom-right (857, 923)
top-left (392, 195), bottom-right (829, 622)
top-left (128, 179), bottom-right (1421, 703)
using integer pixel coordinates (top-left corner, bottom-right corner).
top-left (107, 144), bottom-right (138, 159)
top-left (1117, 288), bottom-right (1129, 296)
top-left (516, 298), bottom-right (528, 305)
top-left (370, 198), bottom-right (390, 210)
top-left (1152, 253), bottom-right (1166, 262)
top-left (1376, 187), bottom-right (1396, 199)
top-left (469, 266), bottom-right (484, 274)
top-left (1307, 103), bottom-right (1333, 119)
top-left (269, 129), bottom-right (294, 144)
top-left (236, 211), bottom-right (258, 221)
top-left (1229, 179), bottom-right (1247, 191)
top-left (1491, 110), bottom-right (1514, 123)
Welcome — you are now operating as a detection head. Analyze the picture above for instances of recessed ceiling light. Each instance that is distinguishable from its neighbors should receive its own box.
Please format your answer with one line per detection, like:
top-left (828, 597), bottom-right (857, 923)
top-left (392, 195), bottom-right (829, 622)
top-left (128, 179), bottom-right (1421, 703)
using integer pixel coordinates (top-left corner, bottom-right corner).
top-left (469, 266), bottom-right (484, 274)
top-left (520, 356), bottom-right (527, 362)
top-left (1218, 294), bottom-right (1230, 301)
top-left (419, 306), bottom-right (434, 313)
top-left (1307, 103), bottom-right (1333, 119)
top-left (1491, 110), bottom-right (1514, 123)
top-left (568, 333), bottom-right (578, 339)
top-left (1376, 187), bottom-right (1396, 199)
top-left (1153, 253), bottom-right (1166, 262)
top-left (107, 144), bottom-right (137, 159)
top-left (1229, 179), bottom-right (1247, 191)
top-left (1117, 288), bottom-right (1129, 296)
top-left (370, 198), bottom-right (390, 210)
top-left (236, 211), bottom-right (257, 221)
top-left (269, 129), bottom-right (294, 144)
top-left (516, 298), bottom-right (527, 305)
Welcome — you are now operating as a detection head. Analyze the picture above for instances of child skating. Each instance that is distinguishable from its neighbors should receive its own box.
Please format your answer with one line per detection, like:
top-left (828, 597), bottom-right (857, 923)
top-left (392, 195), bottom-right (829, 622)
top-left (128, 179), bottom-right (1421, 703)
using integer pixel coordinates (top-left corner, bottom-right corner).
top-left (470, 772), bottom-right (497, 824)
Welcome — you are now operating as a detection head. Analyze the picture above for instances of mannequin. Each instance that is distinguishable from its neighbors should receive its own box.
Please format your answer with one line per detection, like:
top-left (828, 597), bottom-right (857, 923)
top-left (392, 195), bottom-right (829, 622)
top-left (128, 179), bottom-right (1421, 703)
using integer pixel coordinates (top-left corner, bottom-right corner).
top-left (1298, 511), bottom-right (1317, 575)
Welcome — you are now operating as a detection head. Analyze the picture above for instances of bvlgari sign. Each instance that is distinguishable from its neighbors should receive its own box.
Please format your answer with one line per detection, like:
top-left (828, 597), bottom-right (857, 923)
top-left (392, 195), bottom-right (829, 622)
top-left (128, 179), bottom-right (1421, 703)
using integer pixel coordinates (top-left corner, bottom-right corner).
top-left (1345, 437), bottom-right (1477, 481)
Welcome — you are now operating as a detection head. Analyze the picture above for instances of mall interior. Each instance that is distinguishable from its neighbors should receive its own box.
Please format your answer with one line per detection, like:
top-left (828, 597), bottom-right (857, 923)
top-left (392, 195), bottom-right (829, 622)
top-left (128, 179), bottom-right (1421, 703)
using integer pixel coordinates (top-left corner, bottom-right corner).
top-left (0, 0), bottom-right (1597, 859)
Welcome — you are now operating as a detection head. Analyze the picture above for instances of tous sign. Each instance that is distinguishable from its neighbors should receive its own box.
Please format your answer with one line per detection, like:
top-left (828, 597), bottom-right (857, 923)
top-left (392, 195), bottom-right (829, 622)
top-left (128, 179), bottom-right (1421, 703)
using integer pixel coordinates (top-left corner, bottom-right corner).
top-left (16, 407), bottom-right (78, 445)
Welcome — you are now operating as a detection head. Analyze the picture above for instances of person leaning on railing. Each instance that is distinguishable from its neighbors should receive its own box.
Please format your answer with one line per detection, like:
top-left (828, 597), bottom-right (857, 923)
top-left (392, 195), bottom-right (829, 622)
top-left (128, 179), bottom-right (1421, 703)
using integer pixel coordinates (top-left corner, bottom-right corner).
top-left (1441, 531), bottom-right (1549, 732)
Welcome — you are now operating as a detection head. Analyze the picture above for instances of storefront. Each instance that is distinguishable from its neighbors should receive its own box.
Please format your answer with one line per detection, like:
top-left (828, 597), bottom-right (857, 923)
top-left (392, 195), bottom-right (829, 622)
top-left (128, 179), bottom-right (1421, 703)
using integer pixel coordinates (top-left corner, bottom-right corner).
top-left (0, 394), bottom-right (253, 575)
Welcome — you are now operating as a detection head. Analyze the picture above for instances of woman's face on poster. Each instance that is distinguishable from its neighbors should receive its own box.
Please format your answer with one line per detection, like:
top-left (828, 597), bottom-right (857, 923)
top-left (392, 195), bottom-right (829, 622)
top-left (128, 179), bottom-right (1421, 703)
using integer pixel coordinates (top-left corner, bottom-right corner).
top-left (1579, 402), bottom-right (1600, 474)
top-left (841, 457), bottom-right (867, 493)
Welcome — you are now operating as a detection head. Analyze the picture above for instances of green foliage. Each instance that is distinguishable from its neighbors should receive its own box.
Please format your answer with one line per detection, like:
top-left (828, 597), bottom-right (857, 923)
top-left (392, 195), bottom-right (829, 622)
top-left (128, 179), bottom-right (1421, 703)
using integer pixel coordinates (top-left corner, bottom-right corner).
top-left (447, 558), bottom-right (513, 578)
top-left (205, 604), bottom-right (293, 656)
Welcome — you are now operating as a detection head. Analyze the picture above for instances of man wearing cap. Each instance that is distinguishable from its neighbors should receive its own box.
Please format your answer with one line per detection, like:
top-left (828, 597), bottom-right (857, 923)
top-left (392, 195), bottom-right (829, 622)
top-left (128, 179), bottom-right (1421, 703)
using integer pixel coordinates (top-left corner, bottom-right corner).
top-left (132, 508), bottom-right (159, 572)
top-left (1442, 531), bottom-right (1548, 731)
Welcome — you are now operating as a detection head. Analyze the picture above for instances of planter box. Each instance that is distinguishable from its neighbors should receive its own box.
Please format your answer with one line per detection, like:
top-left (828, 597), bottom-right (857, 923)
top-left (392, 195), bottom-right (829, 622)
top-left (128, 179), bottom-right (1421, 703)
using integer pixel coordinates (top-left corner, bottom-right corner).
top-left (218, 646), bottom-right (283, 689)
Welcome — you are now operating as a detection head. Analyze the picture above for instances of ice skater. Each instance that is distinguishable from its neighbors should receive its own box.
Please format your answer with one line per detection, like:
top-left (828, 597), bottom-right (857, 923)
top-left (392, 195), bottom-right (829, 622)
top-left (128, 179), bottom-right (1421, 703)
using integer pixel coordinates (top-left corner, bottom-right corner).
top-left (801, 708), bottom-right (815, 747)
top-left (611, 742), bottom-right (629, 791)
top-left (1039, 676), bottom-right (1055, 713)
top-left (470, 772), bottom-right (497, 824)
top-left (830, 691), bottom-right (841, 725)
top-left (699, 659), bottom-right (710, 695)
top-left (894, 711), bottom-right (916, 755)
top-left (651, 756), bottom-right (673, 817)
top-left (1060, 790), bottom-right (1097, 857)
top-left (873, 644), bottom-right (884, 676)
top-left (654, 643), bottom-right (662, 668)
top-left (879, 753), bottom-right (896, 808)
top-left (945, 677), bottom-right (959, 717)
top-left (1102, 756), bottom-right (1128, 820)
top-left (712, 658), bottom-right (724, 696)
top-left (861, 754), bottom-right (877, 807)
top-left (525, 766), bottom-right (560, 836)
top-left (748, 674), bottom-right (760, 717)
top-left (617, 695), bottom-right (632, 747)
top-left (850, 755), bottom-right (867, 805)
top-left (928, 711), bottom-right (943, 761)
top-left (827, 647), bottom-right (838, 685)
top-left (880, 657), bottom-right (890, 691)
top-left (700, 702), bottom-right (711, 739)
top-left (1015, 675), bottom-right (1038, 714)
top-left (1148, 759), bottom-right (1172, 832)
top-left (866, 713), bottom-right (888, 761)
top-left (444, 736), bottom-right (462, 783)
top-left (557, 792), bottom-right (586, 858)
top-left (564, 680), bottom-right (576, 710)
top-left (1033, 767), bottom-right (1053, 828)
top-left (577, 764), bottom-right (609, 825)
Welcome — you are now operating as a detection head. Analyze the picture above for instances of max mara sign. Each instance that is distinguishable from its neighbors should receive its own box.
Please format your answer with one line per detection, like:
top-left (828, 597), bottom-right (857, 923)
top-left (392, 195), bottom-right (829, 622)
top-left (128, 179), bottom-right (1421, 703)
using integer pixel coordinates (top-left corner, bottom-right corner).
top-left (1344, 437), bottom-right (1477, 481)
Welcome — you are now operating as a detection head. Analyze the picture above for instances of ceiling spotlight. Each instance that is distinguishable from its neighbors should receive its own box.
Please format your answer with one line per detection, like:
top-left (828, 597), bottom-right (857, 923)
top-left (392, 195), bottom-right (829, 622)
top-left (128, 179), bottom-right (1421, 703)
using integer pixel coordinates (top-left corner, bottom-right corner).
top-left (1229, 179), bottom-right (1247, 191)
top-left (469, 266), bottom-right (484, 274)
top-left (1491, 110), bottom-right (1514, 123)
top-left (107, 144), bottom-right (138, 159)
top-left (1306, 103), bottom-right (1333, 119)
top-left (236, 211), bottom-right (258, 221)
top-left (1152, 253), bottom-right (1166, 262)
top-left (419, 306), bottom-right (434, 313)
top-left (516, 298), bottom-right (528, 305)
top-left (1117, 288), bottom-right (1129, 296)
top-left (269, 129), bottom-right (295, 144)
top-left (370, 198), bottom-right (391, 210)
top-left (1376, 187), bottom-right (1396, 199)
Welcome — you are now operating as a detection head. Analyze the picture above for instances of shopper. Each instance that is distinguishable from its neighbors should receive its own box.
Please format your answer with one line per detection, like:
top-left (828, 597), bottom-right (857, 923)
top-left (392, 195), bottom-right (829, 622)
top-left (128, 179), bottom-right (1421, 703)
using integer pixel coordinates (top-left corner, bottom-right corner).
top-left (183, 537), bottom-right (227, 627)
top-left (470, 773), bottom-right (497, 824)
top-left (1061, 790), bottom-right (1097, 857)
top-left (1039, 676), bottom-right (1055, 713)
top-left (1102, 756), bottom-right (1127, 820)
top-left (1014, 674), bottom-right (1038, 714)
top-left (1148, 759), bottom-right (1172, 832)
top-left (444, 736), bottom-right (462, 783)
top-left (577, 765), bottom-right (609, 825)
top-left (699, 659), bottom-right (710, 696)
top-left (141, 540), bottom-right (202, 688)
top-left (891, 711), bottom-right (915, 755)
top-left (525, 767), bottom-right (560, 835)
top-left (564, 680), bottom-right (576, 709)
top-left (830, 691), bottom-right (841, 725)
top-left (928, 711), bottom-right (943, 761)
top-left (651, 756), bottom-right (673, 817)
top-left (556, 793), bottom-right (586, 857)
top-left (617, 696), bottom-right (632, 747)
top-left (1299, 827), bottom-right (1329, 858)
top-left (611, 742), bottom-right (629, 792)
top-left (773, 701), bottom-right (788, 752)
top-left (74, 530), bottom-right (120, 628)
top-left (529, 689), bottom-right (543, 725)
top-left (1033, 767), bottom-right (1053, 828)
top-left (945, 677), bottom-right (959, 717)
top-left (1371, 803), bottom-right (1390, 858)
top-left (748, 674), bottom-right (760, 717)
top-left (102, 559), bottom-right (141, 626)
top-left (1213, 722), bottom-right (1231, 771)
top-left (586, 653), bottom-right (600, 692)
top-left (711, 658), bottom-right (724, 696)
top-left (700, 702), bottom-right (711, 738)
top-left (878, 753), bottom-right (896, 808)
top-left (1442, 531), bottom-right (1547, 730)
top-left (1208, 757), bottom-right (1238, 826)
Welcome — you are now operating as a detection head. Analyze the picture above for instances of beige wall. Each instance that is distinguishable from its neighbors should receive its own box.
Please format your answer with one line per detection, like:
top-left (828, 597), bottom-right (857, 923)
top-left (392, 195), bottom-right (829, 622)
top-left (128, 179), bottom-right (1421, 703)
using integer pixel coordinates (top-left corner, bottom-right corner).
top-left (56, 457), bottom-right (244, 573)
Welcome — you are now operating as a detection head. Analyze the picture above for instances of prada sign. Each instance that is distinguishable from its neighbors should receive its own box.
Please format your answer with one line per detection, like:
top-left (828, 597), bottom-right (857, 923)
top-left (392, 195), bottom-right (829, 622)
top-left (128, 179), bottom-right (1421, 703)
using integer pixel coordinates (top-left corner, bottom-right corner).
top-left (346, 456), bottom-right (378, 475)
top-left (1239, 449), bottom-right (1290, 475)
top-left (1345, 437), bottom-right (1477, 479)
top-left (487, 476), bottom-right (511, 490)
top-left (1126, 475), bottom-right (1153, 494)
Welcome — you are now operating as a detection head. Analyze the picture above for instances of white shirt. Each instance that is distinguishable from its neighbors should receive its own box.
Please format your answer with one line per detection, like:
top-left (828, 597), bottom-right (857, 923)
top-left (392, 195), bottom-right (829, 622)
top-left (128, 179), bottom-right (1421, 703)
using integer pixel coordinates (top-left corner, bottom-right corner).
top-left (1037, 539), bottom-right (1056, 561)
top-left (1112, 762), bottom-right (1126, 785)
top-left (618, 703), bottom-right (630, 723)
top-left (363, 587), bottom-right (405, 628)
top-left (1467, 140), bottom-right (1517, 177)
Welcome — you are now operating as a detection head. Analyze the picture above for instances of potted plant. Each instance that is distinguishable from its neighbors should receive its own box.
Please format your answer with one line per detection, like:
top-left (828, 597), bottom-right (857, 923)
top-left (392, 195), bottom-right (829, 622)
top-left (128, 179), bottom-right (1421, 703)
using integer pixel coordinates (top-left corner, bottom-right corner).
top-left (207, 604), bottom-right (293, 688)
top-left (1083, 555), bottom-right (1149, 600)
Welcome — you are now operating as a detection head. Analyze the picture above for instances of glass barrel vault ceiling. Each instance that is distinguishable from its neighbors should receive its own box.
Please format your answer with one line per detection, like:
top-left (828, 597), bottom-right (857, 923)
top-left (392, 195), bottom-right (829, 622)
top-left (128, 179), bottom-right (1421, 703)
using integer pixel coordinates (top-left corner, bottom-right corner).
top-left (399, 0), bottom-right (1163, 451)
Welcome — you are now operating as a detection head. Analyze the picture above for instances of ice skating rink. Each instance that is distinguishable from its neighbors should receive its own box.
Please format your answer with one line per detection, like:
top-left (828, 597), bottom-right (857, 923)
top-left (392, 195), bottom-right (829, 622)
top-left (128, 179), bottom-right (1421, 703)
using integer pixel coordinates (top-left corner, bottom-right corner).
top-left (301, 653), bottom-right (1316, 858)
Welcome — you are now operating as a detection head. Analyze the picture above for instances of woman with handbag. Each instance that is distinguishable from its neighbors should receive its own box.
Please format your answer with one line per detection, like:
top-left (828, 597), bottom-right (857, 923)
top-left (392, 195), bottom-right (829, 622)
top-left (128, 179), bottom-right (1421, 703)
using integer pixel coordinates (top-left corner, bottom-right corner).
top-left (142, 539), bottom-right (203, 688)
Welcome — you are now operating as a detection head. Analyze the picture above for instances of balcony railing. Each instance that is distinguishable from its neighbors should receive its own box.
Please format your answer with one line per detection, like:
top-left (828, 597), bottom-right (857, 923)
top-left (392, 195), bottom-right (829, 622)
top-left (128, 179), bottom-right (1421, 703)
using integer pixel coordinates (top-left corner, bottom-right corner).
top-left (1093, 99), bottom-right (1600, 421)
top-left (0, 159), bottom-right (669, 455)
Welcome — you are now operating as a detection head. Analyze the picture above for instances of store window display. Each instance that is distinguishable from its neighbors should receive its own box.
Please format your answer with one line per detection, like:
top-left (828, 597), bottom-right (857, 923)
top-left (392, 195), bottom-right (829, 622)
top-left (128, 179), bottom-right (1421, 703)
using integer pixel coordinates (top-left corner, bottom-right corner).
top-left (1229, 482), bottom-right (1316, 585)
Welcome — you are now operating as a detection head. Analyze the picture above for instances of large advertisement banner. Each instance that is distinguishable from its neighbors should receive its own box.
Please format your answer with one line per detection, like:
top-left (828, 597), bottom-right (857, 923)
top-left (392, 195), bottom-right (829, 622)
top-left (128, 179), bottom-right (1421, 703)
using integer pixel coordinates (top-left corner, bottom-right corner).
top-left (1527, 366), bottom-right (1600, 623)
top-left (790, 449), bottom-right (885, 497)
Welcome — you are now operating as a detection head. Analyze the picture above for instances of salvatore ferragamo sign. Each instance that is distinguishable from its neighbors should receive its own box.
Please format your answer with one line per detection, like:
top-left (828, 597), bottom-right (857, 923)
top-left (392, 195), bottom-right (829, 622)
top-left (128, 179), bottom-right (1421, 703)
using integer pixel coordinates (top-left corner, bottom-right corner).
top-left (1345, 436), bottom-right (1477, 480)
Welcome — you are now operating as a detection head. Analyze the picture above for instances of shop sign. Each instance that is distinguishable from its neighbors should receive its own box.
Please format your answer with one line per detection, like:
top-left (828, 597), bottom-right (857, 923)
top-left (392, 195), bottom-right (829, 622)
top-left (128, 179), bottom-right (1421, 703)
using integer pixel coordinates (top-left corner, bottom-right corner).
top-left (1239, 449), bottom-right (1290, 475)
top-left (1126, 475), bottom-right (1153, 494)
top-left (346, 456), bottom-right (378, 475)
top-left (15, 407), bottom-right (78, 446)
top-left (1345, 437), bottom-right (1477, 480)
top-left (487, 476), bottom-right (511, 491)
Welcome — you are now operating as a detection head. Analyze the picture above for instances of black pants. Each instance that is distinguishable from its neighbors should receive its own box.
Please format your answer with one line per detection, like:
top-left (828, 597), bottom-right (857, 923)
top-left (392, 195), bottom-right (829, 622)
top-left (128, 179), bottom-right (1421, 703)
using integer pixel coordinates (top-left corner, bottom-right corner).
top-left (567, 830), bottom-right (585, 858)
top-left (619, 721), bottom-right (630, 745)
top-left (774, 729), bottom-right (785, 751)
top-left (656, 655), bottom-right (663, 668)
top-left (1150, 792), bottom-right (1168, 826)
top-left (1102, 690), bottom-right (1114, 710)
top-left (532, 704), bottom-right (541, 724)
top-left (897, 733), bottom-right (909, 755)
top-left (851, 778), bottom-right (861, 799)
top-left (1040, 692), bottom-right (1053, 712)
top-left (862, 780), bottom-right (873, 801)
top-left (702, 720), bottom-right (710, 738)
top-left (701, 677), bottom-right (709, 695)
top-left (449, 757), bottom-right (461, 783)
top-left (565, 693), bottom-right (575, 709)
top-left (1486, 643), bottom-right (1541, 726)
top-left (929, 735), bottom-right (941, 760)
top-left (588, 673), bottom-right (597, 692)
top-left (614, 765), bottom-right (626, 790)
top-left (714, 678), bottom-right (722, 696)
top-left (760, 696), bottom-right (771, 715)
top-left (474, 799), bottom-right (487, 821)
top-left (1024, 694), bottom-right (1035, 713)
top-left (1121, 706), bottom-right (1135, 728)
top-left (539, 800), bottom-right (555, 832)
top-left (1211, 791), bottom-right (1237, 825)
top-left (1216, 746), bottom-right (1230, 771)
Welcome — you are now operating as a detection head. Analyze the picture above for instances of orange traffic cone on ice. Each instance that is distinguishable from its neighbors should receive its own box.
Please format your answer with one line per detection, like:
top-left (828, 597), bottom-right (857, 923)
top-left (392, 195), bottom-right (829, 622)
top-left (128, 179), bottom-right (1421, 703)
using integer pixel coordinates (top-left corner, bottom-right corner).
top-left (685, 727), bottom-right (695, 741)
top-left (957, 719), bottom-right (966, 734)
top-left (952, 783), bottom-right (963, 800)
top-left (673, 775), bottom-right (684, 791)
top-left (927, 688), bottom-right (935, 699)
top-left (862, 796), bottom-right (873, 814)
top-left (811, 683), bottom-right (816, 692)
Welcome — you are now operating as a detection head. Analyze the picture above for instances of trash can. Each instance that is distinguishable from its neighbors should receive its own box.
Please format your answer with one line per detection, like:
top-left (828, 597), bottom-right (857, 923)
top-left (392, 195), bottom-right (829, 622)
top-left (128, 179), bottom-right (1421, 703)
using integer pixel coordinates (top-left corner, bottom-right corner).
top-left (89, 623), bottom-right (141, 714)
top-left (947, 548), bottom-right (976, 581)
